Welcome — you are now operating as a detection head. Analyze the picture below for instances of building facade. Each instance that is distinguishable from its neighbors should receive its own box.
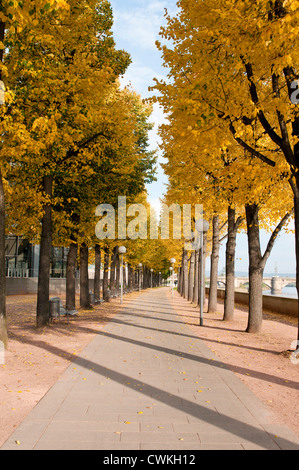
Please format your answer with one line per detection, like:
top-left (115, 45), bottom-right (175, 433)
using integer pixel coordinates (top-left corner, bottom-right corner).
top-left (5, 235), bottom-right (71, 279)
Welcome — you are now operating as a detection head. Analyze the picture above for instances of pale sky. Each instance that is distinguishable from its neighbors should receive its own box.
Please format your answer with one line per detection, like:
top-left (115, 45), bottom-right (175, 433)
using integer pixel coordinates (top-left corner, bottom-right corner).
top-left (109, 0), bottom-right (296, 276)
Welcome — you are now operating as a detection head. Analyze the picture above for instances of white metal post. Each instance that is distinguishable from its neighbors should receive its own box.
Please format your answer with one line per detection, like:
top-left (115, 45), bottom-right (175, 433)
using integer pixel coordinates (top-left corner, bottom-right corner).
top-left (120, 253), bottom-right (123, 304)
top-left (170, 258), bottom-right (176, 297)
top-left (200, 231), bottom-right (204, 326)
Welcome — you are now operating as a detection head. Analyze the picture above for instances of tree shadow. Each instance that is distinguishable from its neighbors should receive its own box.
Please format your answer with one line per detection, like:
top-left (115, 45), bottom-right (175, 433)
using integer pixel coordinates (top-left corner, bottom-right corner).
top-left (6, 332), bottom-right (299, 450)
top-left (10, 313), bottom-right (299, 392)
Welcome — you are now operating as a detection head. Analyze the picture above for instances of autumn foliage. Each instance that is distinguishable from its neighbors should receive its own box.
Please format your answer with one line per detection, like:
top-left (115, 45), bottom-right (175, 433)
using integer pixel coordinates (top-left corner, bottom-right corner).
top-left (150, 0), bottom-right (298, 336)
top-left (0, 0), bottom-right (159, 338)
top-left (0, 0), bottom-right (299, 344)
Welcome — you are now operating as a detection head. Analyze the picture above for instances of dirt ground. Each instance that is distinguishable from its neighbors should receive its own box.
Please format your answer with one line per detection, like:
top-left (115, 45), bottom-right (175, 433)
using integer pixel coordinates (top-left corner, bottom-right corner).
top-left (170, 293), bottom-right (299, 439)
top-left (0, 289), bottom-right (298, 448)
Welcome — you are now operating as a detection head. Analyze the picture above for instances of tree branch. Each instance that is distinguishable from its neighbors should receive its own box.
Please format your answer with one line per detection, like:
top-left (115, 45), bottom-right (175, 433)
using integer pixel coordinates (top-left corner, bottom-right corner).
top-left (219, 234), bottom-right (228, 243)
top-left (235, 216), bottom-right (245, 231)
top-left (261, 209), bottom-right (294, 269)
top-left (219, 219), bottom-right (228, 232)
top-left (0, 22), bottom-right (5, 74)
top-left (59, 130), bottom-right (107, 164)
top-left (229, 120), bottom-right (276, 166)
top-left (272, 72), bottom-right (295, 165)
top-left (243, 61), bottom-right (285, 151)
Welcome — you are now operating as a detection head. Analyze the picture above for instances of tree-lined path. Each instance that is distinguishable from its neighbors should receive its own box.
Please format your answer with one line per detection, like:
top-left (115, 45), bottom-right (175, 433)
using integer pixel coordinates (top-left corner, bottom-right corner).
top-left (1, 287), bottom-right (299, 451)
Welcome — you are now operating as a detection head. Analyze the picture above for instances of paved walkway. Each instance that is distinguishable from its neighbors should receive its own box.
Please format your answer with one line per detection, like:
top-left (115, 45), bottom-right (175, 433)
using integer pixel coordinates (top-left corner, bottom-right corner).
top-left (1, 288), bottom-right (299, 450)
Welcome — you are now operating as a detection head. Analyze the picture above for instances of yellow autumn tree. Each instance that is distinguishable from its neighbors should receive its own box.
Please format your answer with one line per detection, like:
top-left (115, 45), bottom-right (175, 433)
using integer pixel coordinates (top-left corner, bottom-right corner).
top-left (2, 0), bottom-right (134, 327)
top-left (150, 0), bottom-right (296, 333)
top-left (49, 91), bottom-right (157, 309)
top-left (0, 0), bottom-right (71, 344)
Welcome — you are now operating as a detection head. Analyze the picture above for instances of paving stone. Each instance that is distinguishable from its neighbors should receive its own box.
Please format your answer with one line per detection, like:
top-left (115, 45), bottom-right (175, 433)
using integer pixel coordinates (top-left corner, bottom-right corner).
top-left (120, 431), bottom-right (200, 444)
top-left (1, 288), bottom-right (299, 451)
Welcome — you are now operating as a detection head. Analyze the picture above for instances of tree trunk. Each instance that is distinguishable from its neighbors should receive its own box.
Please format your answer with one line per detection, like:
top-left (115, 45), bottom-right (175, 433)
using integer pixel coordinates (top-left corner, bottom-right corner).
top-left (183, 250), bottom-right (188, 299)
top-left (103, 246), bottom-right (110, 302)
top-left (247, 264), bottom-right (264, 333)
top-left (292, 185), bottom-right (299, 341)
top-left (246, 203), bottom-right (293, 333)
top-left (0, 24), bottom-right (7, 346)
top-left (128, 264), bottom-right (133, 291)
top-left (94, 244), bottom-right (101, 301)
top-left (66, 241), bottom-right (77, 311)
top-left (178, 266), bottom-right (182, 295)
top-left (0, 167), bottom-right (7, 346)
top-left (224, 207), bottom-right (237, 321)
top-left (193, 250), bottom-right (199, 305)
top-left (179, 249), bottom-right (185, 296)
top-left (188, 251), bottom-right (195, 301)
top-left (80, 242), bottom-right (90, 309)
top-left (208, 215), bottom-right (220, 313)
top-left (241, 59), bottom-right (298, 337)
top-left (0, 23), bottom-right (4, 68)
top-left (246, 204), bottom-right (263, 333)
top-left (110, 246), bottom-right (117, 297)
top-left (37, 175), bottom-right (53, 328)
top-left (123, 263), bottom-right (127, 291)
top-left (144, 267), bottom-right (148, 288)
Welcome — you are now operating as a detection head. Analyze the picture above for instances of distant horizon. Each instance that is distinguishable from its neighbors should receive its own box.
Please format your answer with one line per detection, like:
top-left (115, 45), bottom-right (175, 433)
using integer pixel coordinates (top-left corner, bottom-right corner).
top-left (210, 271), bottom-right (296, 278)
